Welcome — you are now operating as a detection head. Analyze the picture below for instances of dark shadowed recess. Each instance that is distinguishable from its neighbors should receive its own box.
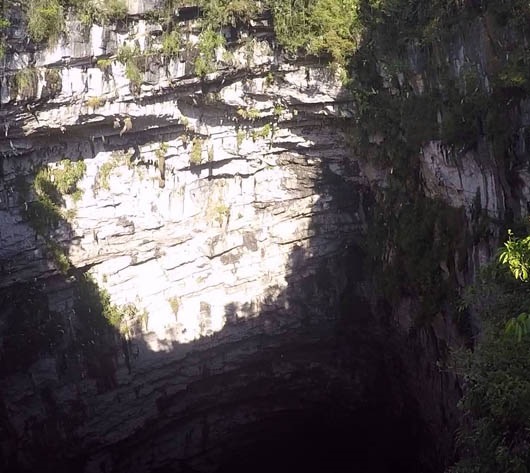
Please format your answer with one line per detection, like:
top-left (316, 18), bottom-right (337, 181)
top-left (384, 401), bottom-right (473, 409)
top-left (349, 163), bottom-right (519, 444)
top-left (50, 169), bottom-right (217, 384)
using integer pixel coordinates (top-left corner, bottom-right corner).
top-left (216, 406), bottom-right (430, 473)
top-left (212, 252), bottom-right (441, 473)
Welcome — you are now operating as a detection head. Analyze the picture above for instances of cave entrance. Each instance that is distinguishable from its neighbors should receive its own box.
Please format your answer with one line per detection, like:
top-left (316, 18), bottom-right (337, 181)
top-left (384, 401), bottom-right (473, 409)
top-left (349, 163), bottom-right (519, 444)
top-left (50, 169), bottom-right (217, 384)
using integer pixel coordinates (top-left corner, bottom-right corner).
top-left (216, 402), bottom-right (436, 473)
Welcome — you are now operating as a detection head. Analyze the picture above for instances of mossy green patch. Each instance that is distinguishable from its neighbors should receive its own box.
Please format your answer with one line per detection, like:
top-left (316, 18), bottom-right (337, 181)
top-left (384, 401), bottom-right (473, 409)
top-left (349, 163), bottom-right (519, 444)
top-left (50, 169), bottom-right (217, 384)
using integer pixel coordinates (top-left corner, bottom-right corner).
top-left (194, 28), bottom-right (225, 77)
top-left (13, 67), bottom-right (39, 101)
top-left (190, 138), bottom-right (203, 165)
top-left (94, 152), bottom-right (128, 194)
top-left (161, 29), bottom-right (181, 58)
top-left (23, 159), bottom-right (86, 272)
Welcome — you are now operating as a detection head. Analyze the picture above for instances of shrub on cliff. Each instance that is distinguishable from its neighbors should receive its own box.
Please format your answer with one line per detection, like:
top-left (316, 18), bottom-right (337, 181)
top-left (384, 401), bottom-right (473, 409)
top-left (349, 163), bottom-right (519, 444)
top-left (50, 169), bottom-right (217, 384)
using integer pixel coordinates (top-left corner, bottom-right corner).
top-left (162, 29), bottom-right (181, 58)
top-left (13, 67), bottom-right (39, 101)
top-left (177, 0), bottom-right (362, 68)
top-left (450, 320), bottom-right (530, 472)
top-left (200, 0), bottom-right (263, 27)
top-left (27, 0), bottom-right (64, 44)
top-left (78, 0), bottom-right (128, 26)
top-left (194, 27), bottom-right (225, 76)
top-left (268, 0), bottom-right (362, 65)
top-left (449, 232), bottom-right (530, 472)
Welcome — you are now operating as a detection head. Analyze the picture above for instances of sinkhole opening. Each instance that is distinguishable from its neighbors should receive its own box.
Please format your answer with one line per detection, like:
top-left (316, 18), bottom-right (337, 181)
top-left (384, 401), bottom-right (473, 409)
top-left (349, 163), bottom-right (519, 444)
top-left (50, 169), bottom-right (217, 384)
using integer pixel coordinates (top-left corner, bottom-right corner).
top-left (216, 401), bottom-right (437, 473)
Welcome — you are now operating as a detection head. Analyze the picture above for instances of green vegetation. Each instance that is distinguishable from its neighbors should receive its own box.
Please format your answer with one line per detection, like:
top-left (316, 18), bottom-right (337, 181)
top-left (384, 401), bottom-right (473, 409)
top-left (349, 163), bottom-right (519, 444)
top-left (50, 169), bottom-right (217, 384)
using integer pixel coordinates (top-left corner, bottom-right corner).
top-left (499, 230), bottom-right (530, 283)
top-left (237, 107), bottom-right (260, 121)
top-left (337, 0), bottom-right (530, 334)
top-left (104, 0), bottom-right (128, 21)
top-left (271, 0), bottom-right (362, 64)
top-left (171, 0), bottom-right (363, 67)
top-left (243, 38), bottom-right (256, 68)
top-left (0, 263), bottom-right (144, 387)
top-left (74, 273), bottom-right (148, 335)
top-left (365, 194), bottom-right (466, 326)
top-left (73, 272), bottom-right (148, 390)
top-left (85, 96), bottom-right (105, 109)
top-left (168, 296), bottom-right (180, 316)
top-left (145, 1), bottom-right (183, 63)
top-left (77, 273), bottom-right (123, 328)
top-left (96, 58), bottom-right (113, 72)
top-left (44, 68), bottom-right (62, 96)
top-left (448, 233), bottom-right (530, 472)
top-left (27, 0), bottom-right (64, 44)
top-left (117, 44), bottom-right (144, 91)
top-left (9, 0), bottom-right (417, 73)
top-left (180, 116), bottom-right (190, 128)
top-left (25, 184), bottom-right (62, 237)
top-left (53, 160), bottom-right (86, 199)
top-left (299, 4), bottom-right (530, 469)
top-left (197, 0), bottom-right (263, 28)
top-left (30, 159), bottom-right (86, 223)
top-left (47, 240), bottom-right (71, 273)
top-left (155, 142), bottom-right (169, 184)
top-left (0, 16), bottom-right (10, 59)
top-left (272, 103), bottom-right (284, 118)
top-left (190, 137), bottom-right (203, 165)
top-left (102, 295), bottom-right (126, 329)
top-left (12, 66), bottom-right (59, 100)
top-left (161, 29), bottom-right (180, 58)
top-left (236, 129), bottom-right (245, 152)
top-left (495, 229), bottom-right (530, 340)
top-left (13, 67), bottom-right (39, 101)
top-left (194, 28), bottom-right (225, 76)
top-left (15, 0), bottom-right (507, 75)
top-left (155, 142), bottom-right (169, 160)
top-left (23, 159), bottom-right (86, 272)
top-left (213, 202), bottom-right (230, 225)
top-left (125, 61), bottom-right (142, 90)
top-left (265, 71), bottom-right (275, 88)
top-left (78, 0), bottom-right (127, 26)
top-left (94, 151), bottom-right (128, 193)
top-left (346, 0), bottom-right (530, 157)
top-left (257, 123), bottom-right (272, 140)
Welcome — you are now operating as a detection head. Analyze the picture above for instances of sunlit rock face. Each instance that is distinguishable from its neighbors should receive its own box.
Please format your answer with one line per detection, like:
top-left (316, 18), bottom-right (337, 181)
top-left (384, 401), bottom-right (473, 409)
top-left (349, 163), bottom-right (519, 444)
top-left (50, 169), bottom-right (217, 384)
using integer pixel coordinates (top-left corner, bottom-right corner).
top-left (0, 7), bottom-right (463, 473)
top-left (0, 39), bottom-right (355, 343)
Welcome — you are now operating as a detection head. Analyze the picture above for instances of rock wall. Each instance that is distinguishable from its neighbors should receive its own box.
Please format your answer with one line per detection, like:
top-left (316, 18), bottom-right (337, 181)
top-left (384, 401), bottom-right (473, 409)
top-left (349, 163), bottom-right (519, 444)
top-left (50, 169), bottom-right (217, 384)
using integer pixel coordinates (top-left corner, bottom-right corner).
top-left (2, 3), bottom-right (527, 472)
top-left (0, 9), bottom-right (357, 339)
top-left (0, 9), bottom-right (385, 472)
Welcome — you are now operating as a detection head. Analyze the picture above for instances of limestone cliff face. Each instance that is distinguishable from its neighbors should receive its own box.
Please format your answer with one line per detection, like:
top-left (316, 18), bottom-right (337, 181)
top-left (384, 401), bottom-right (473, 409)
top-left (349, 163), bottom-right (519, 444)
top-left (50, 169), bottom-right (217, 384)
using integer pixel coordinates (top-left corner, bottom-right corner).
top-left (0, 4), bottom-right (526, 473)
top-left (0, 7), bottom-right (376, 472)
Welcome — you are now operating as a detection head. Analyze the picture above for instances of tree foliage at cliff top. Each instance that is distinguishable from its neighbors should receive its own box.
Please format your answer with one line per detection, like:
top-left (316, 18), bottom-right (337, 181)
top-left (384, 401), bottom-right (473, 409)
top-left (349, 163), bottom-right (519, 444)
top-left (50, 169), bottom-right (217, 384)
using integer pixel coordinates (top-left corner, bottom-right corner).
top-left (15, 0), bottom-right (364, 64)
top-left (21, 0), bottom-right (128, 44)
top-left (181, 0), bottom-right (364, 65)
top-left (11, 0), bottom-right (530, 68)
top-left (267, 0), bottom-right (363, 64)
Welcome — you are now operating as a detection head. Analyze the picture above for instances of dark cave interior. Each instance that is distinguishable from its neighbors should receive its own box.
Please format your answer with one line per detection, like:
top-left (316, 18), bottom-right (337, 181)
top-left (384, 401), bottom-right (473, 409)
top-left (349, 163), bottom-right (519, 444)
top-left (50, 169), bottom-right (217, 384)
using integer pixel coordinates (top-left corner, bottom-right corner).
top-left (215, 402), bottom-right (435, 473)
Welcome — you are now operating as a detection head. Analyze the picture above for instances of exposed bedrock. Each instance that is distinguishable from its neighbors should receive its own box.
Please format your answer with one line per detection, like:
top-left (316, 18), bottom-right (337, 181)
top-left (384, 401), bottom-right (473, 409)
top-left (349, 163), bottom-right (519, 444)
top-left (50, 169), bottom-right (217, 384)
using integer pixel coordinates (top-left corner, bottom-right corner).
top-left (2, 4), bottom-right (526, 472)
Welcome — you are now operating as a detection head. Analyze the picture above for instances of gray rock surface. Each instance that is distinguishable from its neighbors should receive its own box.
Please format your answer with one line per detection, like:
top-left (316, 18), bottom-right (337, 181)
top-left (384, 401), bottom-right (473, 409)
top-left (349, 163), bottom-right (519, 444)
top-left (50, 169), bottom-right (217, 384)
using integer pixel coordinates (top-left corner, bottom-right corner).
top-left (1, 7), bottom-right (523, 473)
